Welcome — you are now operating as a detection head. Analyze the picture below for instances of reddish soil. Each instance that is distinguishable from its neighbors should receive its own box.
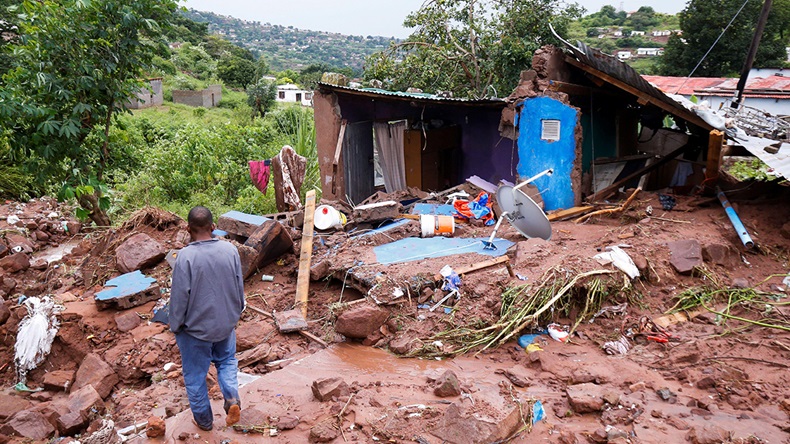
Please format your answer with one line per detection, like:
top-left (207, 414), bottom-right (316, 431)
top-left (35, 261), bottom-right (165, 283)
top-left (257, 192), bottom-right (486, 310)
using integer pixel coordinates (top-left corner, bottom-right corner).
top-left (0, 188), bottom-right (789, 444)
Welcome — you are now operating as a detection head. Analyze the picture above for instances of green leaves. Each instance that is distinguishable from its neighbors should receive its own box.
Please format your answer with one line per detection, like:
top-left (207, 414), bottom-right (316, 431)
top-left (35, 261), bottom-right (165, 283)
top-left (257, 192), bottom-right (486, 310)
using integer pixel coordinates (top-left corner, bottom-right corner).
top-left (364, 0), bottom-right (583, 98)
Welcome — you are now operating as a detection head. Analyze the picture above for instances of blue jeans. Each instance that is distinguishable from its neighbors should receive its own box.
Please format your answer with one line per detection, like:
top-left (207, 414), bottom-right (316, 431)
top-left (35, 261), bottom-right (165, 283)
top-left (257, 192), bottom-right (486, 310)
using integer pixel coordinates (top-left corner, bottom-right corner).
top-left (175, 330), bottom-right (241, 428)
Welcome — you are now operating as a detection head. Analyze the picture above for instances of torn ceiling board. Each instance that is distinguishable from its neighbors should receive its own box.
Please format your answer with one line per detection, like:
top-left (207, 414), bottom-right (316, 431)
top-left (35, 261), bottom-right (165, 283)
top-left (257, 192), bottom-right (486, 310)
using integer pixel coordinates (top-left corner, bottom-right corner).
top-left (95, 270), bottom-right (160, 309)
top-left (351, 219), bottom-right (410, 238)
top-left (733, 136), bottom-right (790, 180)
top-left (374, 237), bottom-right (514, 265)
top-left (410, 203), bottom-right (456, 216)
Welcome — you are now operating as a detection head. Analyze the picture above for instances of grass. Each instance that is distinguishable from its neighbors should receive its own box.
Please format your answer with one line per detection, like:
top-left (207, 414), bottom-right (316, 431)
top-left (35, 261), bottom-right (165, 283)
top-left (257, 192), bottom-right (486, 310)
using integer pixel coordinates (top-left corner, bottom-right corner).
top-left (406, 267), bottom-right (619, 357)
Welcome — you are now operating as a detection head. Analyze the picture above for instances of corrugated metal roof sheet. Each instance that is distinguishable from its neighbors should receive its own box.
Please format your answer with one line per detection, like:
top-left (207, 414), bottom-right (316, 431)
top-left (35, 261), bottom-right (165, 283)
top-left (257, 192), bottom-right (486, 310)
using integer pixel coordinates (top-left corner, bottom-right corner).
top-left (644, 75), bottom-right (790, 100)
top-left (556, 40), bottom-right (713, 130)
top-left (642, 75), bottom-right (726, 95)
top-left (736, 136), bottom-right (790, 180)
top-left (316, 82), bottom-right (506, 106)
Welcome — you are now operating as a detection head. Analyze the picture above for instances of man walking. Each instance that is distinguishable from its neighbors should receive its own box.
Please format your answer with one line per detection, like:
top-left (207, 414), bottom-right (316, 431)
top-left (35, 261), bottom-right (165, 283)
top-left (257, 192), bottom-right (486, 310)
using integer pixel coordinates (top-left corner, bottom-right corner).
top-left (170, 206), bottom-right (245, 430)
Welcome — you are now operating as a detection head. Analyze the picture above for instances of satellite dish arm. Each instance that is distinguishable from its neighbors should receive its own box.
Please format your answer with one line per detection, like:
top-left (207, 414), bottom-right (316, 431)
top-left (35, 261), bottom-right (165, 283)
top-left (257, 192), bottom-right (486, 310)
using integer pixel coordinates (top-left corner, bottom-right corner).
top-left (515, 169), bottom-right (553, 192)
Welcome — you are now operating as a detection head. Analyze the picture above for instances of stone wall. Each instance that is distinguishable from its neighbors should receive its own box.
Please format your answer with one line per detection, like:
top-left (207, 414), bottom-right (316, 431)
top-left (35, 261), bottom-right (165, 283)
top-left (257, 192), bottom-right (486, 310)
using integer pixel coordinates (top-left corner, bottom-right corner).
top-left (172, 85), bottom-right (222, 108)
top-left (127, 78), bottom-right (164, 109)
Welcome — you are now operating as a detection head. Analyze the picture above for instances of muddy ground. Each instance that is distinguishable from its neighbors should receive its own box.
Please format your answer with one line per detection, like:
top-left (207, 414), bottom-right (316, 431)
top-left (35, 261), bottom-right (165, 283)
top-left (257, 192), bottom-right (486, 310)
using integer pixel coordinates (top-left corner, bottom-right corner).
top-left (0, 187), bottom-right (789, 444)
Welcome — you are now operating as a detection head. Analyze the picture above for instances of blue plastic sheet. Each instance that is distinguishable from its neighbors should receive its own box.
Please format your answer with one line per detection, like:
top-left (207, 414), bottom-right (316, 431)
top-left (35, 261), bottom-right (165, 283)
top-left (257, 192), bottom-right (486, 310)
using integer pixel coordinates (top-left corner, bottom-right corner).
top-left (374, 237), bottom-right (514, 265)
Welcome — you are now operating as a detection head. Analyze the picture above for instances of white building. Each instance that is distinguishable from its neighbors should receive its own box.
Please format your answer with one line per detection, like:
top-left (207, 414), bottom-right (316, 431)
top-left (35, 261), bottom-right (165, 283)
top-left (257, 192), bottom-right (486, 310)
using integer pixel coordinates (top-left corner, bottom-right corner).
top-left (276, 84), bottom-right (313, 106)
top-left (617, 51), bottom-right (632, 60)
top-left (630, 30), bottom-right (645, 36)
top-left (637, 48), bottom-right (663, 56)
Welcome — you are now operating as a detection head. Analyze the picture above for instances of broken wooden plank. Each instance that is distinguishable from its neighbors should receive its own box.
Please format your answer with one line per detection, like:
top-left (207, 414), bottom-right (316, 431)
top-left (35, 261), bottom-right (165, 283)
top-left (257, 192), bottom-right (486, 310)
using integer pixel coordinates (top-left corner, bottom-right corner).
top-left (547, 206), bottom-right (595, 221)
top-left (237, 342), bottom-right (271, 369)
top-left (331, 121), bottom-right (347, 194)
top-left (586, 141), bottom-right (693, 202)
top-left (432, 256), bottom-right (512, 282)
top-left (576, 187), bottom-right (641, 223)
top-left (246, 304), bottom-right (328, 348)
top-left (705, 129), bottom-right (724, 182)
top-left (295, 189), bottom-right (316, 318)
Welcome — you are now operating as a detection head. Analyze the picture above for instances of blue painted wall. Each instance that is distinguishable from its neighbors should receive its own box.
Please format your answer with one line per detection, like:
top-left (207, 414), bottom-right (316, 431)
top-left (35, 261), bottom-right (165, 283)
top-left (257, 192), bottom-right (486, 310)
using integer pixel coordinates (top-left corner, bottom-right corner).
top-left (516, 96), bottom-right (579, 211)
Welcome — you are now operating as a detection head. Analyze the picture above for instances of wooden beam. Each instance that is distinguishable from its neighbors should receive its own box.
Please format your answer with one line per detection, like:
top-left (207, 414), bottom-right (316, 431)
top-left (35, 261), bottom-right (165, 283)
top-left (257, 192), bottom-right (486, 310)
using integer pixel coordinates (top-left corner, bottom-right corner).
top-left (564, 56), bottom-right (712, 131)
top-left (705, 129), bottom-right (724, 181)
top-left (587, 142), bottom-right (693, 202)
top-left (246, 304), bottom-right (328, 348)
top-left (433, 256), bottom-right (511, 282)
top-left (295, 190), bottom-right (316, 318)
top-left (331, 121), bottom-right (347, 194)
top-left (547, 205), bottom-right (595, 221)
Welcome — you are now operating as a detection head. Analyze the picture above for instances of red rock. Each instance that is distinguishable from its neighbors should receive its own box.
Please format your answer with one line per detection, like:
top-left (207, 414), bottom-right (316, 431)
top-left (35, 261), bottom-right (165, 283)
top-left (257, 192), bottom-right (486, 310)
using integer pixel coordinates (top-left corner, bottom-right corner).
top-left (0, 410), bottom-right (55, 440)
top-left (434, 370), bottom-right (462, 397)
top-left (67, 385), bottom-right (105, 419)
top-left (33, 230), bottom-right (49, 242)
top-left (72, 354), bottom-right (119, 399)
top-left (686, 425), bottom-right (730, 444)
top-left (702, 243), bottom-right (737, 267)
top-left (146, 416), bottom-right (166, 438)
top-left (0, 276), bottom-right (16, 294)
top-left (388, 333), bottom-right (419, 355)
top-left (66, 221), bottom-right (82, 235)
top-left (309, 422), bottom-right (339, 442)
top-left (0, 303), bottom-right (10, 325)
top-left (5, 233), bottom-right (34, 254)
top-left (566, 383), bottom-right (606, 413)
top-left (43, 370), bottom-right (76, 392)
top-left (56, 411), bottom-right (86, 436)
top-left (668, 239), bottom-right (703, 275)
top-left (781, 221), bottom-right (790, 239)
top-left (114, 311), bottom-right (142, 332)
top-left (311, 377), bottom-right (350, 402)
top-left (0, 394), bottom-right (32, 421)
top-left (0, 252), bottom-right (30, 273)
top-left (276, 415), bottom-right (299, 430)
top-left (115, 233), bottom-right (165, 273)
top-left (0, 242), bottom-right (8, 258)
top-left (334, 304), bottom-right (389, 339)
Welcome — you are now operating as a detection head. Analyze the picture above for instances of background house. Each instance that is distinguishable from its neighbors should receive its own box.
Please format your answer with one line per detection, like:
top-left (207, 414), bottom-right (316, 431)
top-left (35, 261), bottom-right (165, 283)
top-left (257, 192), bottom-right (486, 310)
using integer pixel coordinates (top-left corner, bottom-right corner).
top-left (276, 84), bottom-right (313, 106)
top-left (127, 78), bottom-right (163, 109)
top-left (172, 85), bottom-right (222, 108)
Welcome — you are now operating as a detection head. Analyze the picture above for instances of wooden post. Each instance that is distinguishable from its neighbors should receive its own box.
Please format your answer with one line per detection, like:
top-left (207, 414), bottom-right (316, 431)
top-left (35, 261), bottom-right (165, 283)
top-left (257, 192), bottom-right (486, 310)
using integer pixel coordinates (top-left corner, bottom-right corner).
top-left (295, 189), bottom-right (316, 318)
top-left (706, 130), bottom-right (724, 182)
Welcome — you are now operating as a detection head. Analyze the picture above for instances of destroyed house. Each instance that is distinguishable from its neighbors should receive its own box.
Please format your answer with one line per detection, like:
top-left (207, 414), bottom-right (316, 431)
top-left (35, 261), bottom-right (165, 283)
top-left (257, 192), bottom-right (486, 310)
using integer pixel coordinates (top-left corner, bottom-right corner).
top-left (315, 42), bottom-right (786, 212)
top-left (504, 42), bottom-right (720, 209)
top-left (312, 85), bottom-right (510, 205)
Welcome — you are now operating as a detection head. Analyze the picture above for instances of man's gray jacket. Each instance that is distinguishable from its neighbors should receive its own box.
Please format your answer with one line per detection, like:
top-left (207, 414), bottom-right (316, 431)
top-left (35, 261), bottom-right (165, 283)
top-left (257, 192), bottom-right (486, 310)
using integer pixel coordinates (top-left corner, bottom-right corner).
top-left (169, 238), bottom-right (245, 342)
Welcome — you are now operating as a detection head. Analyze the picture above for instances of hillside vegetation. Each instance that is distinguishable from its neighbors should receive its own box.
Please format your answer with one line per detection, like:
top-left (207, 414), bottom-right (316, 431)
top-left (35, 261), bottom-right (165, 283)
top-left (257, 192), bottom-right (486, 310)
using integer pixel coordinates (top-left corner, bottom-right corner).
top-left (181, 9), bottom-right (394, 75)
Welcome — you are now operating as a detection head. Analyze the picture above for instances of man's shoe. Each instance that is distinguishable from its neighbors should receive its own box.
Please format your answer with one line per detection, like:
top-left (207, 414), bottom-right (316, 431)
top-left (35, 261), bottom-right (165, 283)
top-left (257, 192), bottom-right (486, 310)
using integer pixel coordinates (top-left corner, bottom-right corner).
top-left (226, 404), bottom-right (240, 427)
top-left (193, 420), bottom-right (213, 431)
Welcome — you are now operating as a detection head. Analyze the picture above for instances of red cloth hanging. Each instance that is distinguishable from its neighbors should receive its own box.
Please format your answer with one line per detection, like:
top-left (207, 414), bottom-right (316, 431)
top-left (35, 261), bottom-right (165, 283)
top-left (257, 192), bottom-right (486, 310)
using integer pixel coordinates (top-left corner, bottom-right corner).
top-left (248, 160), bottom-right (271, 195)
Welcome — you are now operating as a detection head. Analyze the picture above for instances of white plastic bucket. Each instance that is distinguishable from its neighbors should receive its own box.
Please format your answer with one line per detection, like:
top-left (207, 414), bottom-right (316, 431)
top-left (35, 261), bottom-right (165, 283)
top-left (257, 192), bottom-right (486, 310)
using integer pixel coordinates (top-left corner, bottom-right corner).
top-left (420, 215), bottom-right (455, 237)
top-left (314, 205), bottom-right (347, 230)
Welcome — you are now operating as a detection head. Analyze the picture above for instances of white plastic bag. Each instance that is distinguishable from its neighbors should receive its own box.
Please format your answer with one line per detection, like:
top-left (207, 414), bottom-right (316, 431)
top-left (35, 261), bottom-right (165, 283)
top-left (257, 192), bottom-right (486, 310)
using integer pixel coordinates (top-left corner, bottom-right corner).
top-left (14, 296), bottom-right (63, 385)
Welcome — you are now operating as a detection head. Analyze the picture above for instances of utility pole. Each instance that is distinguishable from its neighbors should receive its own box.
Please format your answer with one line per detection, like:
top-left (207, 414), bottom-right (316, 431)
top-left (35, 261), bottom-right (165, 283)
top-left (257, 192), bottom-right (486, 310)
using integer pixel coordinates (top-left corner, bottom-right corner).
top-left (731, 0), bottom-right (773, 109)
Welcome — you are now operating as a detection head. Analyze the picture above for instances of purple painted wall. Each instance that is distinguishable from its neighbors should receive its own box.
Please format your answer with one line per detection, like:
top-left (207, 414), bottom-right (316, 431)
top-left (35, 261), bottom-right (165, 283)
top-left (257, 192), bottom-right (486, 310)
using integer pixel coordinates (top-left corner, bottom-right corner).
top-left (332, 91), bottom-right (515, 185)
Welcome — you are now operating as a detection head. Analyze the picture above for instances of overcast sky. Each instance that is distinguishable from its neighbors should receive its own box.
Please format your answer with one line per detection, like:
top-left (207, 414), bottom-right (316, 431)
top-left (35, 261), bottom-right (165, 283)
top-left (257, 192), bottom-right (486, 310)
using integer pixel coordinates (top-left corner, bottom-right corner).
top-left (182, 0), bottom-right (690, 39)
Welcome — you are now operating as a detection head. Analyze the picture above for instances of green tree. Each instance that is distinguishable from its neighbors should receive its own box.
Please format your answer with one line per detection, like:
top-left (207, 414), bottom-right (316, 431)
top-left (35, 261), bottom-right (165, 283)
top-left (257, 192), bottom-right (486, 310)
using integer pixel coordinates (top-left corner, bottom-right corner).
top-left (658, 0), bottom-right (790, 77)
top-left (246, 79), bottom-right (278, 119)
top-left (0, 0), bottom-right (176, 226)
top-left (0, 0), bottom-right (21, 76)
top-left (171, 42), bottom-right (217, 80)
top-left (218, 55), bottom-right (256, 88)
top-left (628, 6), bottom-right (659, 31)
top-left (364, 0), bottom-right (583, 98)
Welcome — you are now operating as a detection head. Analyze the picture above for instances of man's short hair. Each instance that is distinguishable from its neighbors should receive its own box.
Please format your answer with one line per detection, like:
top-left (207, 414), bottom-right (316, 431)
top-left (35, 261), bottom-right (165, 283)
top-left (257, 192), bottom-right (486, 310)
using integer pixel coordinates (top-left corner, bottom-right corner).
top-left (187, 206), bottom-right (213, 229)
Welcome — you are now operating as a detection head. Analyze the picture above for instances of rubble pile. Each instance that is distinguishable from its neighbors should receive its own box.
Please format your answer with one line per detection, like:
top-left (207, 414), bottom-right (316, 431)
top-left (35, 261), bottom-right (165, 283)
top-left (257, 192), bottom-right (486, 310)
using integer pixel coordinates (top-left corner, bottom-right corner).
top-left (0, 184), bottom-right (788, 443)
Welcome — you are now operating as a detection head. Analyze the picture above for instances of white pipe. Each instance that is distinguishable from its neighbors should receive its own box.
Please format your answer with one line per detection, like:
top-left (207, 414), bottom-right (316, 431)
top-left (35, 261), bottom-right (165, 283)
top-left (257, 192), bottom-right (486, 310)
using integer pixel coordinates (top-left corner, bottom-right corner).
top-left (514, 168), bottom-right (553, 192)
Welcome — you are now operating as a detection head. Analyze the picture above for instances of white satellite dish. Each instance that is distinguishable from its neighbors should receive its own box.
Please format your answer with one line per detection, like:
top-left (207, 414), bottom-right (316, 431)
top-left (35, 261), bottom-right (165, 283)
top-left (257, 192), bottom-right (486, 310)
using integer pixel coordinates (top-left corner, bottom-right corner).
top-left (493, 170), bottom-right (553, 242)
